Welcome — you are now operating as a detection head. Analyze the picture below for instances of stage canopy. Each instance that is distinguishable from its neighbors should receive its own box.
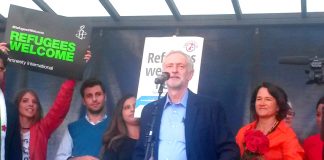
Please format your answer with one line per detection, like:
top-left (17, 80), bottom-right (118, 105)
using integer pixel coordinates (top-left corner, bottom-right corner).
top-left (1, 0), bottom-right (324, 29)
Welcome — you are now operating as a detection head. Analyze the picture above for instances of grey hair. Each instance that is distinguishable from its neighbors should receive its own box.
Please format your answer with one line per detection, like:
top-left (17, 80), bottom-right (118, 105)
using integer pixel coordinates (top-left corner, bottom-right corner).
top-left (162, 50), bottom-right (194, 71)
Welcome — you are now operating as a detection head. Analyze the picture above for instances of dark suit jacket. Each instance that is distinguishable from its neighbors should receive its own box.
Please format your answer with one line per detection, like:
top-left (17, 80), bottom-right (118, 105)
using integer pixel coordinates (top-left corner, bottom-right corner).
top-left (133, 90), bottom-right (240, 160)
top-left (5, 101), bottom-right (22, 160)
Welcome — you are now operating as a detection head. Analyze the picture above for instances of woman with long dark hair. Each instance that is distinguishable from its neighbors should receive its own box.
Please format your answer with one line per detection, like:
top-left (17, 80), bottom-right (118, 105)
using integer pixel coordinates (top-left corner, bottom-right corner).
top-left (101, 94), bottom-right (139, 160)
top-left (14, 50), bottom-right (91, 160)
top-left (236, 82), bottom-right (304, 159)
top-left (16, 80), bottom-right (75, 160)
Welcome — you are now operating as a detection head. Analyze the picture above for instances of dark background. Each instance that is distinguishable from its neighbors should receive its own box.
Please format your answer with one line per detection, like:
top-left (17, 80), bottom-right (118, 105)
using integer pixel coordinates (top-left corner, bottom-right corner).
top-left (1, 25), bottom-right (324, 159)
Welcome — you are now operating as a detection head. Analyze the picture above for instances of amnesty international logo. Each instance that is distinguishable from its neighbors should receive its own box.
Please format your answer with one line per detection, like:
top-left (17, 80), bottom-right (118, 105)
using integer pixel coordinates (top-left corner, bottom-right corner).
top-left (76, 25), bottom-right (87, 40)
top-left (184, 41), bottom-right (198, 52)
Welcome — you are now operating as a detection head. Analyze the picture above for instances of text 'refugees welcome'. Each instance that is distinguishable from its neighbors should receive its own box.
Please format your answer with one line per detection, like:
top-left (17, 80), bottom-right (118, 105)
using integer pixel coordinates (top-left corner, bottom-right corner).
top-left (9, 30), bottom-right (76, 62)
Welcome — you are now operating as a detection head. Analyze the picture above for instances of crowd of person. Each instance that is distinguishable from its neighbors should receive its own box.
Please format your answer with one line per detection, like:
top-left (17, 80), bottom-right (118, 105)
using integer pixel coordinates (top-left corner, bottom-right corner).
top-left (0, 42), bottom-right (323, 160)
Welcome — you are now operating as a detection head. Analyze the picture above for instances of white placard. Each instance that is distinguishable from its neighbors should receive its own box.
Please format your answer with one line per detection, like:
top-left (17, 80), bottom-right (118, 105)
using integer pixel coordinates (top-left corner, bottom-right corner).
top-left (135, 36), bottom-right (204, 117)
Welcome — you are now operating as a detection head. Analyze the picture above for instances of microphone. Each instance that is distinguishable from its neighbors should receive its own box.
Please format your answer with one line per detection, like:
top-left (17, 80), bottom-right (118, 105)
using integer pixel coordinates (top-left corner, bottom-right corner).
top-left (154, 72), bottom-right (170, 84)
top-left (278, 56), bottom-right (310, 65)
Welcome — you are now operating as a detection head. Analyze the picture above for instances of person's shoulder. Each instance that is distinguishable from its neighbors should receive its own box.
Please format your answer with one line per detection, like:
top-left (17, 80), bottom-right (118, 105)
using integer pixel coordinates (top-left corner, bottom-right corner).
top-left (145, 100), bottom-right (159, 108)
top-left (236, 121), bottom-right (256, 140)
top-left (102, 116), bottom-right (110, 124)
top-left (238, 121), bottom-right (255, 133)
top-left (143, 98), bottom-right (164, 111)
top-left (195, 93), bottom-right (216, 100)
top-left (189, 90), bottom-right (218, 101)
top-left (141, 101), bottom-right (156, 116)
top-left (277, 121), bottom-right (297, 135)
top-left (140, 98), bottom-right (165, 120)
top-left (303, 133), bottom-right (320, 144)
top-left (190, 92), bottom-right (222, 109)
top-left (68, 117), bottom-right (86, 127)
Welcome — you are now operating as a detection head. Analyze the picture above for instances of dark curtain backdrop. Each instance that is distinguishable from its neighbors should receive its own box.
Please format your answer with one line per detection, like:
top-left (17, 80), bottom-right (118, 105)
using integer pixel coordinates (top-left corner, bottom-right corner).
top-left (1, 25), bottom-right (324, 159)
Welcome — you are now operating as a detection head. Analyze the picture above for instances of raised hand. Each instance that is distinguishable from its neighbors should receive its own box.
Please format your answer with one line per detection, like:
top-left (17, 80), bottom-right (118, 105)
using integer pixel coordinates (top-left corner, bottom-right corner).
top-left (84, 50), bottom-right (92, 63)
top-left (0, 42), bottom-right (9, 54)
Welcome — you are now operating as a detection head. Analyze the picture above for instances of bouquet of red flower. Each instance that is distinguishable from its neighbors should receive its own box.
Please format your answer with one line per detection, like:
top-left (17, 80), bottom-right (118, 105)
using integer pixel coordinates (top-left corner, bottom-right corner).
top-left (242, 129), bottom-right (269, 160)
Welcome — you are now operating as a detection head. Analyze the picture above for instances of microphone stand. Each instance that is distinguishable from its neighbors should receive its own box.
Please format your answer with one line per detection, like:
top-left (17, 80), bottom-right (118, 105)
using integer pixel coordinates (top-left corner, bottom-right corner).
top-left (144, 82), bottom-right (165, 160)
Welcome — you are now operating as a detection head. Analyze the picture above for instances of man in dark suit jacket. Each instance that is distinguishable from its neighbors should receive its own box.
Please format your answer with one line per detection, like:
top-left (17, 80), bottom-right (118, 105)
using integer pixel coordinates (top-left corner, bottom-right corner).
top-left (133, 50), bottom-right (240, 160)
top-left (0, 42), bottom-right (22, 160)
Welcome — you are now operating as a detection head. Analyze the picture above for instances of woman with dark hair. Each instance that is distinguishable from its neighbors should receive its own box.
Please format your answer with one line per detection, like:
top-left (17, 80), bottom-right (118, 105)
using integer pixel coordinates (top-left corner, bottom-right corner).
top-left (15, 89), bottom-right (43, 125)
top-left (14, 50), bottom-right (91, 160)
top-left (236, 82), bottom-right (304, 159)
top-left (16, 80), bottom-right (75, 160)
top-left (303, 96), bottom-right (324, 160)
top-left (100, 95), bottom-right (139, 160)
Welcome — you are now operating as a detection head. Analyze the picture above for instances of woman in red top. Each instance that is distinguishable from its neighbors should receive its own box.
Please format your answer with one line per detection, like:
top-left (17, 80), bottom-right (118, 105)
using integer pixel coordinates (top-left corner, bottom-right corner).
top-left (16, 80), bottom-right (75, 160)
top-left (13, 50), bottom-right (91, 160)
top-left (303, 96), bottom-right (324, 160)
top-left (236, 82), bottom-right (304, 160)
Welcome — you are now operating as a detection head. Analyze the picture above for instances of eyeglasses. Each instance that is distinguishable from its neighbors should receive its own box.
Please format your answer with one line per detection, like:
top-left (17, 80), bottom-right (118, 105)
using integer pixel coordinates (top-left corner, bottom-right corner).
top-left (0, 67), bottom-right (6, 72)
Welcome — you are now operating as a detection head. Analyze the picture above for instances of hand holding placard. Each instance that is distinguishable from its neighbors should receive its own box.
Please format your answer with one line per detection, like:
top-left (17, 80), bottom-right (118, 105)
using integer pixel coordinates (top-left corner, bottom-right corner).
top-left (0, 43), bottom-right (9, 54)
top-left (4, 5), bottom-right (92, 80)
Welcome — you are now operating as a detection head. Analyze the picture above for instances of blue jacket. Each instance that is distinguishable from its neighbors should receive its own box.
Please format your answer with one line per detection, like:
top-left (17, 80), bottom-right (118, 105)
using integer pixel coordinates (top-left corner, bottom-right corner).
top-left (133, 90), bottom-right (240, 160)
